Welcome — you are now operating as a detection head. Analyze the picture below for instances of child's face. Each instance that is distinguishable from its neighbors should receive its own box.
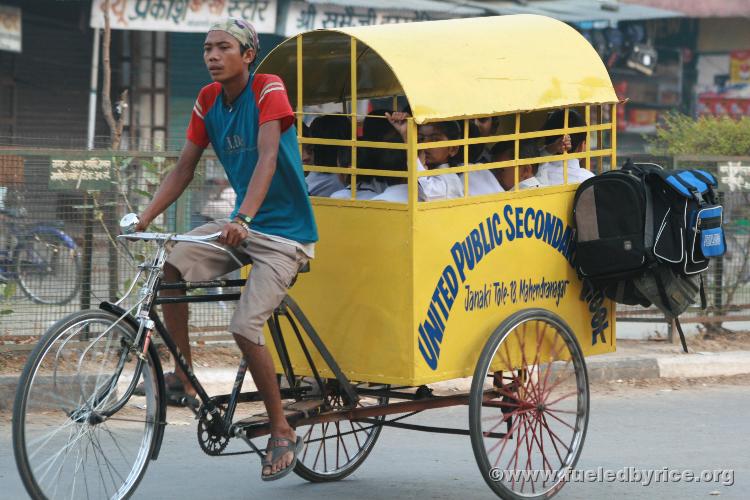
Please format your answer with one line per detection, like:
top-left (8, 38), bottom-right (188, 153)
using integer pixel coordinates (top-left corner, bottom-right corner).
top-left (419, 125), bottom-right (458, 168)
top-left (474, 117), bottom-right (494, 137)
top-left (496, 165), bottom-right (534, 191)
top-left (301, 144), bottom-right (314, 166)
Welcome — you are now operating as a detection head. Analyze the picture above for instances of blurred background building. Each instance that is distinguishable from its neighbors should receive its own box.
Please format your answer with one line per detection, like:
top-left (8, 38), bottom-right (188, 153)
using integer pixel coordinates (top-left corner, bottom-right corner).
top-left (3, 0), bottom-right (744, 155)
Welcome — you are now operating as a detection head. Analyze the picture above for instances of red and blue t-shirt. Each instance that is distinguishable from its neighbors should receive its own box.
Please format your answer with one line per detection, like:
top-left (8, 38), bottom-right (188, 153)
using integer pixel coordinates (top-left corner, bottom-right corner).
top-left (187, 74), bottom-right (318, 244)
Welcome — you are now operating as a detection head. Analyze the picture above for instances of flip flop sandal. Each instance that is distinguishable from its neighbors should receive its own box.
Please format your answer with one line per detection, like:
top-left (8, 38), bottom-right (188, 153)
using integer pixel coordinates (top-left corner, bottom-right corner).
top-left (166, 391), bottom-right (200, 409)
top-left (261, 436), bottom-right (304, 482)
top-left (134, 371), bottom-right (184, 397)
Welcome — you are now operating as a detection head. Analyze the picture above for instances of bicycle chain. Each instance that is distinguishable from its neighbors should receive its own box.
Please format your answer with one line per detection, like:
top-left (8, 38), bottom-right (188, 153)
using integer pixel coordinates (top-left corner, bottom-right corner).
top-left (197, 407), bottom-right (230, 456)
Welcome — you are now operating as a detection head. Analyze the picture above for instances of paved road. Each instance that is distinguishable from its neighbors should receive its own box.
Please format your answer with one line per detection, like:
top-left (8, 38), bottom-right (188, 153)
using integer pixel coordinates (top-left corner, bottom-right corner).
top-left (1, 380), bottom-right (747, 499)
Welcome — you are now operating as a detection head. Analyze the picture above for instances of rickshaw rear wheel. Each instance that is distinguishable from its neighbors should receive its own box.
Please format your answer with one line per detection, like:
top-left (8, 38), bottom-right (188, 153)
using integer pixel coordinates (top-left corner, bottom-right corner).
top-left (293, 380), bottom-right (388, 482)
top-left (469, 308), bottom-right (589, 500)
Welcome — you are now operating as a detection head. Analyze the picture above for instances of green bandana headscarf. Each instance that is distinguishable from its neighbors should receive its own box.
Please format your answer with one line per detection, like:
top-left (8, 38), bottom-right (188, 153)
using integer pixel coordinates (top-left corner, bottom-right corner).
top-left (208, 17), bottom-right (259, 52)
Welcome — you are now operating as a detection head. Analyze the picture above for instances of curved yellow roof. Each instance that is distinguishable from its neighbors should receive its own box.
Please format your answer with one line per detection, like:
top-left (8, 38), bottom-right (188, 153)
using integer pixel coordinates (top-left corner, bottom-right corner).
top-left (257, 15), bottom-right (617, 124)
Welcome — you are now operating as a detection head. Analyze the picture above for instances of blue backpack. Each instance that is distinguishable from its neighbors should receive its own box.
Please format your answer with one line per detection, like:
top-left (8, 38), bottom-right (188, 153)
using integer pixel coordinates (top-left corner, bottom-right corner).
top-left (573, 160), bottom-right (726, 352)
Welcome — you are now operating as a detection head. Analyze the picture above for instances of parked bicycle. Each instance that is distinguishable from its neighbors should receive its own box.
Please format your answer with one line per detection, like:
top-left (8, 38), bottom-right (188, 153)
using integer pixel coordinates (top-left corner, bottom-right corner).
top-left (0, 207), bottom-right (81, 305)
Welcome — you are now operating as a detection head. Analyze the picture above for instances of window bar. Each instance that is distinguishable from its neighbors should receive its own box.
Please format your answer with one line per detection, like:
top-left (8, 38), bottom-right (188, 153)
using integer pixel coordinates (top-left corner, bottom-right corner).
top-left (585, 105), bottom-right (591, 172)
top-left (597, 105), bottom-right (604, 174)
top-left (513, 112), bottom-right (520, 191)
top-left (350, 37), bottom-right (358, 199)
top-left (611, 103), bottom-right (617, 172)
top-left (463, 118), bottom-right (469, 198)
top-left (407, 117), bottom-right (418, 211)
top-left (563, 107), bottom-right (569, 185)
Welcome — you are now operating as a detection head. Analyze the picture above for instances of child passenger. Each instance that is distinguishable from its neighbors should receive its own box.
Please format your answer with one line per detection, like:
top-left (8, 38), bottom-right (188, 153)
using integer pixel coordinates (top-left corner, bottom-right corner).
top-left (329, 110), bottom-right (396, 200)
top-left (377, 112), bottom-right (464, 202)
top-left (473, 116), bottom-right (500, 163)
top-left (535, 109), bottom-right (595, 186)
top-left (461, 120), bottom-right (502, 196)
top-left (300, 122), bottom-right (314, 170)
top-left (304, 115), bottom-right (349, 196)
top-left (491, 140), bottom-right (541, 191)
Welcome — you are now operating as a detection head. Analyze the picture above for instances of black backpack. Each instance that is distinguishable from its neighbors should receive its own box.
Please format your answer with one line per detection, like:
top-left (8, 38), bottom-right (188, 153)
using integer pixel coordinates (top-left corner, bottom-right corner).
top-left (572, 160), bottom-right (726, 352)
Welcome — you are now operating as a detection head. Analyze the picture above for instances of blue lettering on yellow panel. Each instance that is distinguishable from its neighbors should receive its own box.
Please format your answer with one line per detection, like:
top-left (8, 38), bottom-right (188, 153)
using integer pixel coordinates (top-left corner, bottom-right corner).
top-left (417, 205), bottom-right (604, 370)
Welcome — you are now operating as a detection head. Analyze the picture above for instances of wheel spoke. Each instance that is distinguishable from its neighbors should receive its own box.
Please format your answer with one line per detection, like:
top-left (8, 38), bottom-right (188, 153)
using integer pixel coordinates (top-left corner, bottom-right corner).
top-left (544, 390), bottom-right (578, 408)
top-left (349, 420), bottom-right (362, 449)
top-left (471, 312), bottom-right (588, 499)
top-left (540, 414), bottom-right (571, 455)
top-left (301, 426), bottom-right (313, 462)
top-left (295, 384), bottom-right (387, 481)
top-left (539, 361), bottom-right (574, 401)
top-left (529, 411), bottom-right (555, 477)
top-left (543, 408), bottom-right (577, 431)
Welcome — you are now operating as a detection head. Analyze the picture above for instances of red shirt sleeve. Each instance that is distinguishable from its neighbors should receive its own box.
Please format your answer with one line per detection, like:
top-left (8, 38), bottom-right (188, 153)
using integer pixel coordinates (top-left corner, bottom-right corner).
top-left (186, 82), bottom-right (221, 148)
top-left (252, 74), bottom-right (295, 132)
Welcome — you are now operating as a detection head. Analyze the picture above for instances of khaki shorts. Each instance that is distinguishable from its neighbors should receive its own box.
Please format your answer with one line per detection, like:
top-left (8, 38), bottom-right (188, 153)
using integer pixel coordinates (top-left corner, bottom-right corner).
top-left (166, 219), bottom-right (309, 345)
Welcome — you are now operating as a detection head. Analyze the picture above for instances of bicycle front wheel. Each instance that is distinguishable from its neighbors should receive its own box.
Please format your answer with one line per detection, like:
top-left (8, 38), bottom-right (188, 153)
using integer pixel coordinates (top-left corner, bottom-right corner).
top-left (13, 310), bottom-right (161, 500)
top-left (16, 230), bottom-right (81, 305)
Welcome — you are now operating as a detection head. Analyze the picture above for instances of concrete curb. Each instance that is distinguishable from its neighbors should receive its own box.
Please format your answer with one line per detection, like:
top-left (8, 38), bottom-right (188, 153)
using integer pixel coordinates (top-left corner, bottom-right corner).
top-left (1, 351), bottom-right (749, 409)
top-left (656, 350), bottom-right (750, 379)
top-left (586, 357), bottom-right (661, 383)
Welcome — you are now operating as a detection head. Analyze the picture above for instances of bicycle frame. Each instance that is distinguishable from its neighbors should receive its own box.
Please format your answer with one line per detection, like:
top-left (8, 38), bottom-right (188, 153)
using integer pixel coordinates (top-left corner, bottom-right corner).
top-left (109, 232), bottom-right (359, 439)
top-left (103, 229), bottom-right (496, 464)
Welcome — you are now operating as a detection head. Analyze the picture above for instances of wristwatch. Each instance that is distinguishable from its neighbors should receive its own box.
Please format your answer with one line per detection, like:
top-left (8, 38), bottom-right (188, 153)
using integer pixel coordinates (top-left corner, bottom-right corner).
top-left (236, 213), bottom-right (253, 226)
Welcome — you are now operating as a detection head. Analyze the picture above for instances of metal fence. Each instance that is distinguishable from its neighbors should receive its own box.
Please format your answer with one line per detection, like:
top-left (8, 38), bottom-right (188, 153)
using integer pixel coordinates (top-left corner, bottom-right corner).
top-left (615, 155), bottom-right (750, 326)
top-left (1, 146), bottom-right (749, 351)
top-left (0, 143), bottom-right (242, 351)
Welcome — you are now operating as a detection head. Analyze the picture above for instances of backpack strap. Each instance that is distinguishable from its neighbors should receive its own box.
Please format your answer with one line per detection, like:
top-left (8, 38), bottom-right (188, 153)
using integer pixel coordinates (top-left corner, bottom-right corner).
top-left (643, 178), bottom-right (655, 253)
top-left (699, 273), bottom-right (707, 310)
top-left (670, 173), bottom-right (706, 205)
top-left (673, 317), bottom-right (689, 354)
top-left (691, 169), bottom-right (717, 187)
top-left (691, 170), bottom-right (719, 204)
top-left (652, 267), bottom-right (689, 353)
top-left (614, 281), bottom-right (627, 303)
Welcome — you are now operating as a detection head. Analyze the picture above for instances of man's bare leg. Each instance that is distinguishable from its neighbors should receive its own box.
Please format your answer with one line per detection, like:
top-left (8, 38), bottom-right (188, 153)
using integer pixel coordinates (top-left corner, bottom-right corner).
top-left (234, 334), bottom-right (296, 476)
top-left (161, 263), bottom-right (196, 397)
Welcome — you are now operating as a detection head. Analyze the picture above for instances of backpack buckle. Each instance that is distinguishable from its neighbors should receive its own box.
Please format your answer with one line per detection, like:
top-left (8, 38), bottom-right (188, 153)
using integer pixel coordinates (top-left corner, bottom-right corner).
top-left (689, 187), bottom-right (704, 205)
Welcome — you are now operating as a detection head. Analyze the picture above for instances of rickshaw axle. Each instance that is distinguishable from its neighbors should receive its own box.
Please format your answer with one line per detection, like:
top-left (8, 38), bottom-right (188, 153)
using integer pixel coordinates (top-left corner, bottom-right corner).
top-left (242, 389), bottom-right (497, 439)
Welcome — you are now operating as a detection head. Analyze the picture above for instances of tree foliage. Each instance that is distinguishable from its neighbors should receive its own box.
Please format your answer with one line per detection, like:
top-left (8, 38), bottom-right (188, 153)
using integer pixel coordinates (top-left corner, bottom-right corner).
top-left (649, 113), bottom-right (750, 156)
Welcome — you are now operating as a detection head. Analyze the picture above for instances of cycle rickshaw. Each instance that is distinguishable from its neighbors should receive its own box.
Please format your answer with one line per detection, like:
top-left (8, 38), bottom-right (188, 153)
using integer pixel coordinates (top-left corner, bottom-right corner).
top-left (13, 14), bottom-right (618, 500)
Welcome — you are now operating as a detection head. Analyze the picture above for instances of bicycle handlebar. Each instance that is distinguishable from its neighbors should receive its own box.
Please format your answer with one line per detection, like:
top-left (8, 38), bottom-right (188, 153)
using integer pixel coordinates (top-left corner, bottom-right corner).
top-left (116, 231), bottom-right (223, 243)
top-left (117, 213), bottom-right (244, 267)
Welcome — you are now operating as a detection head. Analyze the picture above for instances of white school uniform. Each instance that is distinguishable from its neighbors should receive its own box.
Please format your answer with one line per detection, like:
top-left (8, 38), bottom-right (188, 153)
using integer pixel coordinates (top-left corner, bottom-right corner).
top-left (330, 178), bottom-right (388, 200)
top-left (461, 169), bottom-right (504, 196)
top-left (518, 177), bottom-right (542, 189)
top-left (417, 161), bottom-right (464, 200)
top-left (371, 184), bottom-right (409, 202)
top-left (371, 160), bottom-right (464, 203)
top-left (535, 158), bottom-right (594, 186)
top-left (306, 172), bottom-right (345, 197)
top-left (330, 188), bottom-right (380, 200)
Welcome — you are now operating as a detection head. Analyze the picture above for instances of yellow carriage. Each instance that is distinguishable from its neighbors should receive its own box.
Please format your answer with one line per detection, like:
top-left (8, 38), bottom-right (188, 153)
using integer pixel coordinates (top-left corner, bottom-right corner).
top-left (255, 14), bottom-right (619, 497)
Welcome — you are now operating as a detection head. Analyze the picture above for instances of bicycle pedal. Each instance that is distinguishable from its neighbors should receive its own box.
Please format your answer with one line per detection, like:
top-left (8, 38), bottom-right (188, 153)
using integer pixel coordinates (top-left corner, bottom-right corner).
top-left (231, 399), bottom-right (326, 435)
top-left (284, 399), bottom-right (326, 418)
